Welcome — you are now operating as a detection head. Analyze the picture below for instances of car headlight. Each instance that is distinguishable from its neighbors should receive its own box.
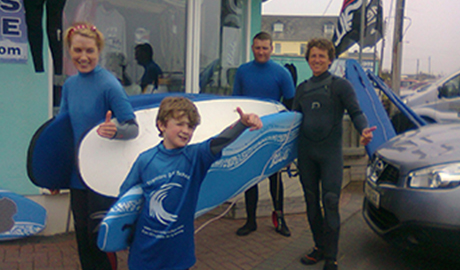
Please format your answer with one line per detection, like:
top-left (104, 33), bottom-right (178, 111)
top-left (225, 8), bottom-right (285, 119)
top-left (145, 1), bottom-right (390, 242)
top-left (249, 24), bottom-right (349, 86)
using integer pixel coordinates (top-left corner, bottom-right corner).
top-left (408, 163), bottom-right (460, 189)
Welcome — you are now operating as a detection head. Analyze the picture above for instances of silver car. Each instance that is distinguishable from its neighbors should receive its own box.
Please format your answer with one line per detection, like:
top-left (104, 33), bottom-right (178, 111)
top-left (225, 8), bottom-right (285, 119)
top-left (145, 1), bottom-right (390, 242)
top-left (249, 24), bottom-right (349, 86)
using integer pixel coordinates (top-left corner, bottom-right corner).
top-left (393, 69), bottom-right (460, 133)
top-left (363, 123), bottom-right (460, 252)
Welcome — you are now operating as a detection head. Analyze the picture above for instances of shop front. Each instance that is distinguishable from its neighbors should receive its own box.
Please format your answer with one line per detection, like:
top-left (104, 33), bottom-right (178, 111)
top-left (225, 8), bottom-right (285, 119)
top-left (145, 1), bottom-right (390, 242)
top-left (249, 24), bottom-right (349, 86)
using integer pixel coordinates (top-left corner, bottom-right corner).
top-left (0, 0), bottom-right (264, 235)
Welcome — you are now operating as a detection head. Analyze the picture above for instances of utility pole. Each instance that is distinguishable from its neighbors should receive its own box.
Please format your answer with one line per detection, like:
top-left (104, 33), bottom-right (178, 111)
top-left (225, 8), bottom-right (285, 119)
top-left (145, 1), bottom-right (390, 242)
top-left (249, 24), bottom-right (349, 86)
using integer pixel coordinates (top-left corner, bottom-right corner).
top-left (428, 56), bottom-right (431, 74)
top-left (391, 0), bottom-right (406, 96)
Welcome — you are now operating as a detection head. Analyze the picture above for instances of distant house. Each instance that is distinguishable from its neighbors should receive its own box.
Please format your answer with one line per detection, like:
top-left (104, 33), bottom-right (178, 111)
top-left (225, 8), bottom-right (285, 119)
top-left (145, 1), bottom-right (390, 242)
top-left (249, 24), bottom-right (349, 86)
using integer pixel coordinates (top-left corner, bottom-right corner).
top-left (261, 15), bottom-right (380, 83)
top-left (261, 15), bottom-right (338, 83)
top-left (262, 15), bottom-right (338, 57)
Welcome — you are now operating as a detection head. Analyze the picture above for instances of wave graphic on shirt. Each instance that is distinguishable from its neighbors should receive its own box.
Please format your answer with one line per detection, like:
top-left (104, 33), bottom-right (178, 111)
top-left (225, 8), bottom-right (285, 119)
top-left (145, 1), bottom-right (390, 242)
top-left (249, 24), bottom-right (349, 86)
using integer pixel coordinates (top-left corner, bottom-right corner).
top-left (149, 183), bottom-right (182, 225)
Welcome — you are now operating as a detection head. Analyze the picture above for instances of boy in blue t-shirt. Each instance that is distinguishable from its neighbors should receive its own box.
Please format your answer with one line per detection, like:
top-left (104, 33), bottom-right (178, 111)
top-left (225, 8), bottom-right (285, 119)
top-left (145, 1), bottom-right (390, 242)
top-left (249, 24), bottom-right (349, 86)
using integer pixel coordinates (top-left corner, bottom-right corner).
top-left (119, 96), bottom-right (262, 270)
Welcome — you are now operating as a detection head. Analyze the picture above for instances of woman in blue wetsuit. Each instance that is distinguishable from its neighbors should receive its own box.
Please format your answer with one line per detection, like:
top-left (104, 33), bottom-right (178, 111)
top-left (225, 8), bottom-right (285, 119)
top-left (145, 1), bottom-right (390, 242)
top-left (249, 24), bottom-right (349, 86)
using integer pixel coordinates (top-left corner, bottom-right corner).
top-left (59, 22), bottom-right (139, 270)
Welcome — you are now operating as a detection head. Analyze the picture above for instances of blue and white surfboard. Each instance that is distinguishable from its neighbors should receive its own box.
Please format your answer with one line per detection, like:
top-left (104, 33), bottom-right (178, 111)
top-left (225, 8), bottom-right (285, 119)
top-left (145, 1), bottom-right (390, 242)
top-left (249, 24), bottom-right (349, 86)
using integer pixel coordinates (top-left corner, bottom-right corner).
top-left (78, 95), bottom-right (288, 197)
top-left (0, 190), bottom-right (47, 241)
top-left (330, 59), bottom-right (397, 157)
top-left (97, 111), bottom-right (301, 252)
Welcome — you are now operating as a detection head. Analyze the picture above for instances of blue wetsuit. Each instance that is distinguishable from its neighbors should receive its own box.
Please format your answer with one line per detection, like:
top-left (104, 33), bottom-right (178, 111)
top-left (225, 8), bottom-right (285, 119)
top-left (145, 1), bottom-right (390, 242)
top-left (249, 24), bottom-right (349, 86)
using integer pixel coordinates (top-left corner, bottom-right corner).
top-left (59, 65), bottom-right (136, 270)
top-left (233, 59), bottom-right (295, 101)
top-left (232, 59), bottom-right (295, 233)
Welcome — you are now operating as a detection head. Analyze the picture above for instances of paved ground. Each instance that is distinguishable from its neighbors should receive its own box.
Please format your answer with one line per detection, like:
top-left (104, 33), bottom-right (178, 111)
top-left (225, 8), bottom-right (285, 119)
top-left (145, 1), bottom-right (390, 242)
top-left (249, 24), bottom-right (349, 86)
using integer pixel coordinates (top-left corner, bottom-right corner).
top-left (0, 181), bottom-right (365, 270)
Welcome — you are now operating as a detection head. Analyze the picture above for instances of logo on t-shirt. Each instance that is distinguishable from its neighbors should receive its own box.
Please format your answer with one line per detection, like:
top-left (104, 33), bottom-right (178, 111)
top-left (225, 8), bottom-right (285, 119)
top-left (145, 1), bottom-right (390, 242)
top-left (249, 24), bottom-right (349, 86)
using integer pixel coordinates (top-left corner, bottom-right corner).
top-left (149, 183), bottom-right (182, 225)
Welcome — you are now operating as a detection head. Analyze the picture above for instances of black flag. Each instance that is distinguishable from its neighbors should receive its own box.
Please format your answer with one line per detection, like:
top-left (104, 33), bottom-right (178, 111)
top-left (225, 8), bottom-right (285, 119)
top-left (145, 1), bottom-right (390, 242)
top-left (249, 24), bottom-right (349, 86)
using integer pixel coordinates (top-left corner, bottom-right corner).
top-left (332, 0), bottom-right (383, 57)
top-left (363, 0), bottom-right (383, 47)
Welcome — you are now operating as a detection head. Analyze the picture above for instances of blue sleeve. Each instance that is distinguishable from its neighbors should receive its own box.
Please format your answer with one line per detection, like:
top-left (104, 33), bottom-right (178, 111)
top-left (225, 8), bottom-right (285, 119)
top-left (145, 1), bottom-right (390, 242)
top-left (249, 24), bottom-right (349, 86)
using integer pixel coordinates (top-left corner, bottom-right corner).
top-left (195, 140), bottom-right (221, 185)
top-left (119, 158), bottom-right (142, 197)
top-left (107, 81), bottom-right (136, 123)
top-left (232, 67), bottom-right (243, 96)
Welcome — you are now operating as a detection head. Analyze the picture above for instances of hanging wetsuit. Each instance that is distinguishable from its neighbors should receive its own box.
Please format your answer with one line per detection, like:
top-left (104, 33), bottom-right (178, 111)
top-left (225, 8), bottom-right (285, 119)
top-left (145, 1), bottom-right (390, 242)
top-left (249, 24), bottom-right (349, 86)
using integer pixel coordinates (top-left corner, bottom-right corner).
top-left (24, 0), bottom-right (66, 74)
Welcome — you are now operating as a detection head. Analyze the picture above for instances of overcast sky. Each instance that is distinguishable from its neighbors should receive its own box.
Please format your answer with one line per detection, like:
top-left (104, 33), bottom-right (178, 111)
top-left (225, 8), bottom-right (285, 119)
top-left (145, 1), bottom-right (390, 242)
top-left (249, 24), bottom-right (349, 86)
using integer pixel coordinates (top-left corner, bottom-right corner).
top-left (262, 0), bottom-right (460, 76)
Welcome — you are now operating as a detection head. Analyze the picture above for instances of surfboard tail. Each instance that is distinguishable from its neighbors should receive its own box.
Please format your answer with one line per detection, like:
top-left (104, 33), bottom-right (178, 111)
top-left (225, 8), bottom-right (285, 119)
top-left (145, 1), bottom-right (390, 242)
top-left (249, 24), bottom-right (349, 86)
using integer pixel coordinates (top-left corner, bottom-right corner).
top-left (333, 59), bottom-right (397, 157)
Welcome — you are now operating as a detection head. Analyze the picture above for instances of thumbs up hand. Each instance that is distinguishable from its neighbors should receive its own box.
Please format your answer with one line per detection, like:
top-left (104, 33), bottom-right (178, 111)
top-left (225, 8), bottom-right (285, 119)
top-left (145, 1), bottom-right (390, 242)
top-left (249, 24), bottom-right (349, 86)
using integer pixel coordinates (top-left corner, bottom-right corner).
top-left (97, 111), bottom-right (118, 138)
top-left (236, 107), bottom-right (263, 131)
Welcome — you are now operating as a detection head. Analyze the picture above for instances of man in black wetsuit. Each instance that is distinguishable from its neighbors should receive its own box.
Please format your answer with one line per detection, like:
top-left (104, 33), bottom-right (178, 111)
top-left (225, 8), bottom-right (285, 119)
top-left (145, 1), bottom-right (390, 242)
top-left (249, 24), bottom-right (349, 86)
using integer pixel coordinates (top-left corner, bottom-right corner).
top-left (293, 38), bottom-right (375, 270)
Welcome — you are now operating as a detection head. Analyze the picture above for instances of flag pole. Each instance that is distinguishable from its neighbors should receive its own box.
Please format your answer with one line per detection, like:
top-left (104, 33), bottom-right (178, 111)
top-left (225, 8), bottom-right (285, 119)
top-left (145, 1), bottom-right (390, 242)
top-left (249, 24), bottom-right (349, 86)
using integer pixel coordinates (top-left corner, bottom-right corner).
top-left (359, 0), bottom-right (366, 65)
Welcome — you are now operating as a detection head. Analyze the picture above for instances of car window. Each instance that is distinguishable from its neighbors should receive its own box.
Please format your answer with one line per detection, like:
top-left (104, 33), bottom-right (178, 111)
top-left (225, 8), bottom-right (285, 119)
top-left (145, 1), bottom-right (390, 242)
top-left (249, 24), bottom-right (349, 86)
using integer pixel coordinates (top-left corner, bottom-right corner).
top-left (442, 75), bottom-right (460, 98)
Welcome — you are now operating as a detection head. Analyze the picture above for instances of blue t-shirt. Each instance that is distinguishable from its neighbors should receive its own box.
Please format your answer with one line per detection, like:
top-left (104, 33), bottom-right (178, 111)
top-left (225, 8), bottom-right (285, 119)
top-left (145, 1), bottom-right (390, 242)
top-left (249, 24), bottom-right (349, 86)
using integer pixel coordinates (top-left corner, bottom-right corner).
top-left (140, 60), bottom-right (163, 89)
top-left (232, 59), bottom-right (295, 101)
top-left (59, 66), bottom-right (135, 189)
top-left (119, 140), bottom-right (221, 270)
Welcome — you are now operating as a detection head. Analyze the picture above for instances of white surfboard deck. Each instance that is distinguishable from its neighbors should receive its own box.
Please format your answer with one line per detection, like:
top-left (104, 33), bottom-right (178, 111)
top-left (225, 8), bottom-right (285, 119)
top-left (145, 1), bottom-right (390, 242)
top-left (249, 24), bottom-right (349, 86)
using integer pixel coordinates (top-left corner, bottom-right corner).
top-left (78, 98), bottom-right (287, 197)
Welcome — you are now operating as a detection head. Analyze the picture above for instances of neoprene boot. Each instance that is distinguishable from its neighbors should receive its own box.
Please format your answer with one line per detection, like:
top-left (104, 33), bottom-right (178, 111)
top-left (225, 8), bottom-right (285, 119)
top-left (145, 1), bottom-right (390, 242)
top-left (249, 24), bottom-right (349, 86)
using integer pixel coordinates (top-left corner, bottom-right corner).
top-left (272, 210), bottom-right (291, 237)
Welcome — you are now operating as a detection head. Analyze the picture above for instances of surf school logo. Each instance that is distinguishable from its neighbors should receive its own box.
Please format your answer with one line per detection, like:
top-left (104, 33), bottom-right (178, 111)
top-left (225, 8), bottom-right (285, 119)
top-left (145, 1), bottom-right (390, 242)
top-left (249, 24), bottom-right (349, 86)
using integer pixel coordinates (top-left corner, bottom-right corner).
top-left (149, 183), bottom-right (182, 225)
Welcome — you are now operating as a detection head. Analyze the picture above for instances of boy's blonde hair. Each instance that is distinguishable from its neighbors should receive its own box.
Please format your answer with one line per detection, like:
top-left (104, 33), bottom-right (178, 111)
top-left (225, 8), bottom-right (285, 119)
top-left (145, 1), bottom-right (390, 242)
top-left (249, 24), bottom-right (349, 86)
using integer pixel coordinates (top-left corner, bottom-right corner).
top-left (156, 97), bottom-right (201, 137)
top-left (64, 22), bottom-right (105, 51)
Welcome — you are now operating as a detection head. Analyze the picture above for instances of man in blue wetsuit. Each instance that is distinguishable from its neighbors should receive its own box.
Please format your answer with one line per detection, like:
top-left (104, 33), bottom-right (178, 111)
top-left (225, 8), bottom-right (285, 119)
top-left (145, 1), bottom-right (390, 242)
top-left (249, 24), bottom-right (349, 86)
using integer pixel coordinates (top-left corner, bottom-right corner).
top-left (232, 31), bottom-right (295, 237)
top-left (293, 38), bottom-right (375, 270)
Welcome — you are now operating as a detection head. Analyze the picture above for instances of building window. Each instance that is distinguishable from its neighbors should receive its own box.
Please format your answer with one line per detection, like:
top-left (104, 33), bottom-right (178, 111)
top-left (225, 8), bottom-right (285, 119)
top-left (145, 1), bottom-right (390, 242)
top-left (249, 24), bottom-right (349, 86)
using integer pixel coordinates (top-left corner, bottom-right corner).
top-left (200, 0), bottom-right (244, 95)
top-left (273, 22), bottom-right (284, 32)
top-left (274, 43), bottom-right (281, 54)
top-left (62, 0), bottom-right (187, 97)
top-left (300, 43), bottom-right (307, 56)
top-left (323, 23), bottom-right (335, 38)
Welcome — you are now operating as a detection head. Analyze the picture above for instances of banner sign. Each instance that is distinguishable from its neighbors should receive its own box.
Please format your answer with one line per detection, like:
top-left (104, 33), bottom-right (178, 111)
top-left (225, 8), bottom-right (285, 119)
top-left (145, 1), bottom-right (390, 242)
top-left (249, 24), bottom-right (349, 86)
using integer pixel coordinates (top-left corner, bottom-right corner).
top-left (0, 0), bottom-right (28, 64)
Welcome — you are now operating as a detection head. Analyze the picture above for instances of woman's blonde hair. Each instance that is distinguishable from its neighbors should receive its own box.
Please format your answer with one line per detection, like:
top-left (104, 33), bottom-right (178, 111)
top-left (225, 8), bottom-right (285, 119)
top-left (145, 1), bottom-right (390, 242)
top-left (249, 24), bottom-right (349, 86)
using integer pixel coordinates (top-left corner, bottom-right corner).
top-left (64, 22), bottom-right (104, 51)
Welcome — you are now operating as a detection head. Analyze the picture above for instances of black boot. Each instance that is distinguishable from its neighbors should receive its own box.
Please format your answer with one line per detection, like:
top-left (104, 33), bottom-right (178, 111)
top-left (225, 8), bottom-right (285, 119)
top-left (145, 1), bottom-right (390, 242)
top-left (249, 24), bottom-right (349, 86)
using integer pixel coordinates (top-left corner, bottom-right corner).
top-left (272, 210), bottom-right (291, 237)
top-left (236, 222), bottom-right (257, 236)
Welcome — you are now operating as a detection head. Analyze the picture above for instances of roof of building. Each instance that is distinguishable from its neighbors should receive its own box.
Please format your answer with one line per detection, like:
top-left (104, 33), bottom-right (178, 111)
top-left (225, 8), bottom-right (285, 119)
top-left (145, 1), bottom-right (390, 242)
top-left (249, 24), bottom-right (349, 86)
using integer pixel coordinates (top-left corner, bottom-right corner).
top-left (261, 15), bottom-right (338, 42)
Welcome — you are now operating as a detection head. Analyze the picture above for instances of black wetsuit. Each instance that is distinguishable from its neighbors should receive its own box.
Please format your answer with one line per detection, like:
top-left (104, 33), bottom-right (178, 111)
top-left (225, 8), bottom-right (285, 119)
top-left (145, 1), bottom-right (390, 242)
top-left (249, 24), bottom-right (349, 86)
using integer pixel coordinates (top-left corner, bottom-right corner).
top-left (24, 0), bottom-right (66, 74)
top-left (293, 71), bottom-right (368, 261)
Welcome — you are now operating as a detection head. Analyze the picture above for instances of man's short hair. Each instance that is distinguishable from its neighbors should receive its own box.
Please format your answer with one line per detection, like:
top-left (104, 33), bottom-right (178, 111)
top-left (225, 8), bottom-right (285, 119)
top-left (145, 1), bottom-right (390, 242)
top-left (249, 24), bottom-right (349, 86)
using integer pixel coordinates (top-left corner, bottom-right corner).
top-left (305, 38), bottom-right (336, 62)
top-left (253, 31), bottom-right (272, 45)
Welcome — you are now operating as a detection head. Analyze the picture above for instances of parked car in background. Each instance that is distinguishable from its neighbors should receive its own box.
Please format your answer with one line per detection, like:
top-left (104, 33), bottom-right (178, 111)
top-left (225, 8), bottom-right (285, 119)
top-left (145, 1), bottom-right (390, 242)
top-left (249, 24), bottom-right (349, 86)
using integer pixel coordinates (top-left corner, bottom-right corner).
top-left (399, 79), bottom-right (434, 99)
top-left (400, 78), bottom-right (419, 90)
top-left (392, 69), bottom-right (460, 133)
top-left (363, 122), bottom-right (460, 255)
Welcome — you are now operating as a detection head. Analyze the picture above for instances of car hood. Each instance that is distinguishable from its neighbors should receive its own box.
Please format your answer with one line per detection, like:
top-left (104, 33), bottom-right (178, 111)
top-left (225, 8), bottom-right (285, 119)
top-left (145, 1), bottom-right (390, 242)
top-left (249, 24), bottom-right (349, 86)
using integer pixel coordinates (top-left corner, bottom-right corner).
top-left (376, 123), bottom-right (460, 174)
